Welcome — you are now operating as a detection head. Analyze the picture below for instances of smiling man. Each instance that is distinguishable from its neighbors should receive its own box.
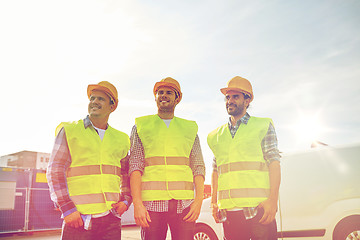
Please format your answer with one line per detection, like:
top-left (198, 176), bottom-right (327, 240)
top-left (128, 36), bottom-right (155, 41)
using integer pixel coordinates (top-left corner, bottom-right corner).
top-left (208, 76), bottom-right (281, 240)
top-left (47, 81), bottom-right (131, 240)
top-left (129, 77), bottom-right (205, 240)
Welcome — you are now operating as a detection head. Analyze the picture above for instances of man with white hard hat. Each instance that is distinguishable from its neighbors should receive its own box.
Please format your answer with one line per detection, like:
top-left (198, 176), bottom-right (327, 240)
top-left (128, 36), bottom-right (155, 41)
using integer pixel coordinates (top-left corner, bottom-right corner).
top-left (129, 77), bottom-right (205, 240)
top-left (208, 76), bottom-right (281, 240)
top-left (47, 81), bottom-right (131, 239)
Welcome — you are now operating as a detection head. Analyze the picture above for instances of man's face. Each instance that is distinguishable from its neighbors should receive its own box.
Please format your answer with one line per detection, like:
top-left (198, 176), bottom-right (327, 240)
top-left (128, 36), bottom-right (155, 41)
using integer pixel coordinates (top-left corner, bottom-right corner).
top-left (88, 90), bottom-right (114, 119)
top-left (155, 86), bottom-right (179, 112)
top-left (225, 90), bottom-right (249, 117)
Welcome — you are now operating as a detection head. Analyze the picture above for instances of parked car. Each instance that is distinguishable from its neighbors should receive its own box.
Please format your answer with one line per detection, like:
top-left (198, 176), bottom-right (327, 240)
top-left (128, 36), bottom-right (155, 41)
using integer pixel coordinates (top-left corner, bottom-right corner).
top-left (194, 197), bottom-right (222, 240)
top-left (194, 143), bottom-right (360, 240)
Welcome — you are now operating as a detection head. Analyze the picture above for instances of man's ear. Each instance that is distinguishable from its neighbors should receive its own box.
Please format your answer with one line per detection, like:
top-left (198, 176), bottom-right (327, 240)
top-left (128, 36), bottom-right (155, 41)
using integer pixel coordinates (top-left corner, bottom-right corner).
top-left (244, 98), bottom-right (251, 108)
top-left (110, 104), bottom-right (116, 112)
top-left (175, 97), bottom-right (180, 106)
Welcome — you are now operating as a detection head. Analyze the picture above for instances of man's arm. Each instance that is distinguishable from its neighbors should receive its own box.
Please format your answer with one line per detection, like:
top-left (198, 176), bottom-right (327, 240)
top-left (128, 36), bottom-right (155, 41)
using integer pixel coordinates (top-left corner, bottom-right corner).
top-left (129, 125), bottom-right (151, 227)
top-left (112, 154), bottom-right (132, 216)
top-left (184, 175), bottom-right (204, 222)
top-left (211, 158), bottom-right (220, 223)
top-left (184, 134), bottom-right (205, 222)
top-left (259, 160), bottom-right (280, 224)
top-left (46, 127), bottom-right (83, 228)
top-left (259, 122), bottom-right (281, 224)
top-left (130, 170), bottom-right (151, 227)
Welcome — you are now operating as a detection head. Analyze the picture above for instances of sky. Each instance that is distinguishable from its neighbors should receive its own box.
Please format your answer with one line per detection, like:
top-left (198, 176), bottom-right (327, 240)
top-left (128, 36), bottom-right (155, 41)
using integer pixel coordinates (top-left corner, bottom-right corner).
top-left (1, 0), bottom-right (360, 183)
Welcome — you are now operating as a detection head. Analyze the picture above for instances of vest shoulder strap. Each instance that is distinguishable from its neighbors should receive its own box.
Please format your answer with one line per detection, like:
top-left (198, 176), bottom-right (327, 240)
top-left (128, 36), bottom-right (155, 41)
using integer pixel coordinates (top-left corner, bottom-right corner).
top-left (136, 115), bottom-right (198, 132)
top-left (55, 120), bottom-right (82, 136)
top-left (248, 116), bottom-right (274, 128)
top-left (107, 125), bottom-right (130, 140)
top-left (207, 123), bottom-right (228, 148)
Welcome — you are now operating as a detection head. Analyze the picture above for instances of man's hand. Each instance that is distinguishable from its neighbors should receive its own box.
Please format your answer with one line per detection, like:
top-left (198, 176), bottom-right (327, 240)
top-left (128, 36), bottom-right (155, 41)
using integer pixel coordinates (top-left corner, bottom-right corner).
top-left (112, 202), bottom-right (128, 216)
top-left (64, 211), bottom-right (83, 228)
top-left (183, 199), bottom-right (202, 222)
top-left (258, 198), bottom-right (278, 225)
top-left (133, 201), bottom-right (151, 228)
top-left (211, 203), bottom-right (221, 223)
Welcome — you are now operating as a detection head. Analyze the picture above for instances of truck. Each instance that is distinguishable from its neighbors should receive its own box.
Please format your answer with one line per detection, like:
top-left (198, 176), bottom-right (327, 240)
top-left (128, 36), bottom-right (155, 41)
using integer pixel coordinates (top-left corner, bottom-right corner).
top-left (194, 143), bottom-right (360, 240)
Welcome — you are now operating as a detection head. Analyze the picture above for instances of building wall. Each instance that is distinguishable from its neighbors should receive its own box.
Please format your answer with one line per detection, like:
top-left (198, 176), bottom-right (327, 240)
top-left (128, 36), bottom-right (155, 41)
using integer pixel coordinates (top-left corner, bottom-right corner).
top-left (8, 151), bottom-right (37, 168)
top-left (0, 155), bottom-right (12, 167)
top-left (0, 151), bottom-right (50, 170)
top-left (36, 152), bottom-right (50, 170)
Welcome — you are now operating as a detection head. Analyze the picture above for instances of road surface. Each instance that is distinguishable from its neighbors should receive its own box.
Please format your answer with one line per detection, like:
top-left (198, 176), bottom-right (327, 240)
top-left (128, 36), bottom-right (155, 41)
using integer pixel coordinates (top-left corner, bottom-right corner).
top-left (0, 225), bottom-right (172, 239)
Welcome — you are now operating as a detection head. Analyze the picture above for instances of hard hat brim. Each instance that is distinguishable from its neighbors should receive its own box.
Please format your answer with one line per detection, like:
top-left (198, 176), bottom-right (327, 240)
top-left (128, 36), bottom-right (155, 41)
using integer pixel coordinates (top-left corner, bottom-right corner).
top-left (220, 87), bottom-right (253, 102)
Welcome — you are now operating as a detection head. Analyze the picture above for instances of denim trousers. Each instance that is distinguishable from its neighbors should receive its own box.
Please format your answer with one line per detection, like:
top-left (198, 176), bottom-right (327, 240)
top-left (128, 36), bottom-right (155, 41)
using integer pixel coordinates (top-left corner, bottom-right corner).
top-left (223, 208), bottom-right (277, 240)
top-left (61, 213), bottom-right (122, 240)
top-left (141, 200), bottom-right (195, 240)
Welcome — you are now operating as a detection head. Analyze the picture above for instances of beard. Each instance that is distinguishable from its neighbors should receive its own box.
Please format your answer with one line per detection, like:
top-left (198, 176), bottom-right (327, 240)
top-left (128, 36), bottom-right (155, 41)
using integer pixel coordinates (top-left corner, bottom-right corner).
top-left (226, 102), bottom-right (245, 117)
top-left (157, 99), bottom-right (176, 112)
top-left (158, 104), bottom-right (174, 112)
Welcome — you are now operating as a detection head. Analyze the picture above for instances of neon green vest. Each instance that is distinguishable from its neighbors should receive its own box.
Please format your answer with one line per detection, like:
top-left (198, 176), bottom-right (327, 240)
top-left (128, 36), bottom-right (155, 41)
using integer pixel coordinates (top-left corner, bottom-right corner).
top-left (136, 115), bottom-right (197, 201)
top-left (207, 117), bottom-right (272, 209)
top-left (60, 120), bottom-right (130, 214)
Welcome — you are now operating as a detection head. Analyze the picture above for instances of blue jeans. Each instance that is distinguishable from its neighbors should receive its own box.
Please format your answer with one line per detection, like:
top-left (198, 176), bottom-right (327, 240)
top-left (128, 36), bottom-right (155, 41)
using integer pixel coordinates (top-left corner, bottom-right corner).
top-left (141, 200), bottom-right (195, 240)
top-left (61, 213), bottom-right (122, 240)
top-left (223, 208), bottom-right (277, 240)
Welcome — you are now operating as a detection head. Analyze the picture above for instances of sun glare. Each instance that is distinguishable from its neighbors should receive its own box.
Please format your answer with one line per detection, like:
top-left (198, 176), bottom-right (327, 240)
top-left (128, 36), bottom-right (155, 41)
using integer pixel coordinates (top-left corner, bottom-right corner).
top-left (293, 114), bottom-right (324, 143)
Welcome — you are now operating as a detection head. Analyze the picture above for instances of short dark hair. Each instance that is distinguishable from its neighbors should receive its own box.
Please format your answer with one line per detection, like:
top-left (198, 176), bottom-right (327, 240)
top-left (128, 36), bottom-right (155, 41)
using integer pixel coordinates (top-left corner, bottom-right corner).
top-left (243, 93), bottom-right (251, 100)
top-left (243, 93), bottom-right (251, 109)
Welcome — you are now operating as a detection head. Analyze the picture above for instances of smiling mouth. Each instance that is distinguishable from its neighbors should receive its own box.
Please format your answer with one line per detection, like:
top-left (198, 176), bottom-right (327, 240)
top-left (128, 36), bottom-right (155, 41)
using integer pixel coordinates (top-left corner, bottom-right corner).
top-left (91, 106), bottom-right (101, 110)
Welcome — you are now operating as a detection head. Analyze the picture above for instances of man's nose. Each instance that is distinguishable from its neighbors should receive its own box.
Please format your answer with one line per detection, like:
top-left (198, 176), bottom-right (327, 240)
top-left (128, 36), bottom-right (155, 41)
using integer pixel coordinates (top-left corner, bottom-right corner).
top-left (91, 97), bottom-right (100, 104)
top-left (227, 97), bottom-right (235, 104)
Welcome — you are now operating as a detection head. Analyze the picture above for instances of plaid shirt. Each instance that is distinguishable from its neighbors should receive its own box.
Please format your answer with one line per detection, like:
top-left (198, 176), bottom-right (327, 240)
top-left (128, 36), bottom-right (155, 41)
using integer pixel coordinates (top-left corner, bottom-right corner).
top-left (212, 113), bottom-right (280, 219)
top-left (129, 122), bottom-right (206, 214)
top-left (46, 116), bottom-right (132, 229)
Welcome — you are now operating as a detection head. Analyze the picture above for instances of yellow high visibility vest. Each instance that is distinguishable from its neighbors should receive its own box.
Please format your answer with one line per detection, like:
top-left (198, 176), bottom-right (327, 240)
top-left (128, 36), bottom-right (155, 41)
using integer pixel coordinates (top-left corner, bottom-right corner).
top-left (207, 117), bottom-right (272, 209)
top-left (136, 115), bottom-right (198, 201)
top-left (60, 120), bottom-right (130, 214)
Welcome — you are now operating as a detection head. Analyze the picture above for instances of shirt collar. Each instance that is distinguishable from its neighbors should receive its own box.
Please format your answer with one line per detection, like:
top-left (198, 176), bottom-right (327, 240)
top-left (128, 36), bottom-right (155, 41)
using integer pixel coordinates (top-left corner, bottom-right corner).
top-left (83, 115), bottom-right (92, 128)
top-left (228, 112), bottom-right (250, 128)
top-left (83, 115), bottom-right (109, 129)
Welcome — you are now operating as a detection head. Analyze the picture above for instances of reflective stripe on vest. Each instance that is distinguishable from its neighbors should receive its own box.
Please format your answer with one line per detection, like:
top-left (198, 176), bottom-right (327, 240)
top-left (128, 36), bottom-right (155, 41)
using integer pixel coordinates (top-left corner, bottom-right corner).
top-left (218, 161), bottom-right (268, 174)
top-left (208, 117), bottom-right (272, 209)
top-left (67, 165), bottom-right (122, 178)
top-left (136, 115), bottom-right (197, 201)
top-left (218, 188), bottom-right (270, 200)
top-left (142, 181), bottom-right (194, 191)
top-left (61, 120), bottom-right (130, 214)
top-left (145, 156), bottom-right (190, 167)
top-left (70, 192), bottom-right (120, 205)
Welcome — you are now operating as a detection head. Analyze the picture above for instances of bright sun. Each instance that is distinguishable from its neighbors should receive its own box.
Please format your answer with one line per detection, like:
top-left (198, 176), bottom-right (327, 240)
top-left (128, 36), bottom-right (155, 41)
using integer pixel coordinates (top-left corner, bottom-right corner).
top-left (293, 114), bottom-right (325, 143)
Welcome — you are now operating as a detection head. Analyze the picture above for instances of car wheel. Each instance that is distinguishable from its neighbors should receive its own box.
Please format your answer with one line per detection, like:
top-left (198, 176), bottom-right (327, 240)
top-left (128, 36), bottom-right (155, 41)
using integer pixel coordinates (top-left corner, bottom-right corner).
top-left (345, 230), bottom-right (360, 240)
top-left (194, 224), bottom-right (218, 240)
top-left (333, 216), bottom-right (360, 240)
